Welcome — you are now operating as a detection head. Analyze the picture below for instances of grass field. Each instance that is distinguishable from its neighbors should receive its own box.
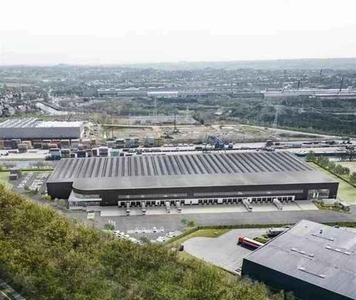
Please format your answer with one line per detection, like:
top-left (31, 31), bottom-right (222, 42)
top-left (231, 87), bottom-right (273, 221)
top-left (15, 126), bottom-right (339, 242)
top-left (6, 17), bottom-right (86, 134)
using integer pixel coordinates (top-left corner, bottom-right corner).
top-left (339, 161), bottom-right (356, 174)
top-left (0, 172), bottom-right (12, 189)
top-left (167, 228), bottom-right (230, 248)
top-left (311, 163), bottom-right (356, 204)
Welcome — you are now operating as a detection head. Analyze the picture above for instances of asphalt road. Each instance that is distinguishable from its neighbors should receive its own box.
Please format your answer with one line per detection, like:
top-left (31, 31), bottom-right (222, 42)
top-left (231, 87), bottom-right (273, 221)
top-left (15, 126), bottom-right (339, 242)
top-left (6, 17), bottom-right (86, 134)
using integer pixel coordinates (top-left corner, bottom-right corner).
top-left (77, 206), bottom-right (356, 234)
top-left (184, 228), bottom-right (266, 273)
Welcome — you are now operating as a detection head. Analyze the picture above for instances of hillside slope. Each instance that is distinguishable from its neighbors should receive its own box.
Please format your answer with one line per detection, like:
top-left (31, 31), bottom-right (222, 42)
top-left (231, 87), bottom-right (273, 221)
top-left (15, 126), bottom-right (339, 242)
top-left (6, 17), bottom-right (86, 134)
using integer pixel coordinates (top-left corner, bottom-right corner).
top-left (0, 185), bottom-right (286, 300)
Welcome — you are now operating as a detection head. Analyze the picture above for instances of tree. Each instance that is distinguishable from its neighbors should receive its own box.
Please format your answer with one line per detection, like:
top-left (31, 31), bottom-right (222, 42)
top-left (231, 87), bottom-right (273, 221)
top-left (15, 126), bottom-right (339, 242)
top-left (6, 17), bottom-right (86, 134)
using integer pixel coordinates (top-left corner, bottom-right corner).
top-left (306, 151), bottom-right (316, 162)
top-left (334, 164), bottom-right (344, 175)
top-left (343, 167), bottom-right (350, 176)
top-left (327, 162), bottom-right (336, 173)
top-left (187, 220), bottom-right (196, 227)
top-left (316, 156), bottom-right (329, 168)
top-left (139, 236), bottom-right (150, 244)
top-left (104, 223), bottom-right (115, 231)
top-left (350, 172), bottom-right (356, 184)
top-left (180, 218), bottom-right (188, 226)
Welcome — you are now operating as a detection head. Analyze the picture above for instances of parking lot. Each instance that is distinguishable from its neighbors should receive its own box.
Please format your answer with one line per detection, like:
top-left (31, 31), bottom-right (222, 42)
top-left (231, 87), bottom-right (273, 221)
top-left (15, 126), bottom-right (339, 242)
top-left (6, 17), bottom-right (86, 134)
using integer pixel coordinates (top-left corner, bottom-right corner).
top-left (183, 228), bottom-right (267, 274)
top-left (14, 171), bottom-right (51, 194)
top-left (102, 217), bottom-right (182, 243)
top-left (80, 205), bottom-right (356, 240)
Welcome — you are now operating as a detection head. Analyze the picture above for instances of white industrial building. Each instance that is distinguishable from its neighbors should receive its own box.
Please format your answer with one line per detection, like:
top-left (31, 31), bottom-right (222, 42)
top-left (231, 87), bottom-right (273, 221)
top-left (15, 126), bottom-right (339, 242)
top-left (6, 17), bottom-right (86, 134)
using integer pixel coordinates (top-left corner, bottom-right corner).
top-left (0, 118), bottom-right (84, 139)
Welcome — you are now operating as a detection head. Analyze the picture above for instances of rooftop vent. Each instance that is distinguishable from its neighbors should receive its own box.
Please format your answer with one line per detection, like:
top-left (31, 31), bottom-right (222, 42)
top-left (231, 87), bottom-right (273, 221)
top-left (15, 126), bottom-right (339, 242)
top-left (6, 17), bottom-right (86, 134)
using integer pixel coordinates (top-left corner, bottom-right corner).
top-left (311, 233), bottom-right (335, 241)
top-left (325, 245), bottom-right (351, 256)
top-left (291, 247), bottom-right (315, 258)
top-left (298, 267), bottom-right (325, 279)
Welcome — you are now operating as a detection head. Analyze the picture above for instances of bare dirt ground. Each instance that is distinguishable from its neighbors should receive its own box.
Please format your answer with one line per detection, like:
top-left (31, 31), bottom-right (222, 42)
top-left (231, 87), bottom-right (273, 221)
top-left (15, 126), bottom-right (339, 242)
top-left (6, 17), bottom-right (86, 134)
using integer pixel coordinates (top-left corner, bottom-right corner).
top-left (98, 123), bottom-right (334, 144)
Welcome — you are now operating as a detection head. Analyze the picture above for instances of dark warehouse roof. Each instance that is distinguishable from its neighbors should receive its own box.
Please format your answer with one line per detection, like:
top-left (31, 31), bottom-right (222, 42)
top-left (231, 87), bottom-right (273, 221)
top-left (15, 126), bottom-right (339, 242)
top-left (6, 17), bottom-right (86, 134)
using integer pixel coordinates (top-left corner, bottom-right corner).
top-left (243, 220), bottom-right (356, 300)
top-left (47, 152), bottom-right (336, 191)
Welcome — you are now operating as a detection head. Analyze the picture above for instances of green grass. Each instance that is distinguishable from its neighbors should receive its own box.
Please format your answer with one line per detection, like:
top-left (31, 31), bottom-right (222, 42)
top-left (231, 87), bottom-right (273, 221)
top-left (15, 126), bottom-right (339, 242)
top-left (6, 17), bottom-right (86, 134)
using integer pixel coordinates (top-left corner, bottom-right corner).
top-left (0, 172), bottom-right (12, 189)
top-left (339, 161), bottom-right (356, 174)
top-left (167, 228), bottom-right (230, 248)
top-left (313, 201), bottom-right (347, 212)
top-left (239, 125), bottom-right (266, 136)
top-left (253, 236), bottom-right (269, 244)
top-left (311, 163), bottom-right (356, 204)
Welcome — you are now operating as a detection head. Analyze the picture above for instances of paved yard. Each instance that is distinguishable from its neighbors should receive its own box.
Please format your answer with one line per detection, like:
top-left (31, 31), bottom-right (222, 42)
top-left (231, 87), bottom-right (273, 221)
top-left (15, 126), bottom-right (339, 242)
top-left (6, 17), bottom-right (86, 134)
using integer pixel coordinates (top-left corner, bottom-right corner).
top-left (86, 206), bottom-right (356, 236)
top-left (13, 171), bottom-right (50, 194)
top-left (183, 228), bottom-right (267, 274)
top-left (100, 201), bottom-right (317, 217)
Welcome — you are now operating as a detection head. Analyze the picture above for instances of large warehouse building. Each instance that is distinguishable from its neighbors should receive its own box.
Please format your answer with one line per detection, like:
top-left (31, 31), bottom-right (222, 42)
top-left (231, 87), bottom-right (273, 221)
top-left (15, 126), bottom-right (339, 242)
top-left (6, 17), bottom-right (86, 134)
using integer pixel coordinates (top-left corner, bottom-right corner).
top-left (46, 151), bottom-right (338, 210)
top-left (242, 220), bottom-right (356, 300)
top-left (0, 118), bottom-right (84, 139)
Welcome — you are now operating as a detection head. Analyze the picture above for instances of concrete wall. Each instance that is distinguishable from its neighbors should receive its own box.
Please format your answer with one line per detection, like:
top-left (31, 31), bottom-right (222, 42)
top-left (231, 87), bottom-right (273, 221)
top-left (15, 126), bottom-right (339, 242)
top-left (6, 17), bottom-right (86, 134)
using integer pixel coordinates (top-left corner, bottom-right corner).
top-left (68, 182), bottom-right (339, 206)
top-left (242, 259), bottom-right (351, 300)
top-left (47, 182), bottom-right (73, 199)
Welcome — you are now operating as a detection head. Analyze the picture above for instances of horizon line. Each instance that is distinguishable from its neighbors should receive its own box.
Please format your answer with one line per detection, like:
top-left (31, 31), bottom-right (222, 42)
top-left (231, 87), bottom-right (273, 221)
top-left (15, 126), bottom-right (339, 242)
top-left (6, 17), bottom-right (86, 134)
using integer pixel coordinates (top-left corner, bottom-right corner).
top-left (1, 57), bottom-right (356, 68)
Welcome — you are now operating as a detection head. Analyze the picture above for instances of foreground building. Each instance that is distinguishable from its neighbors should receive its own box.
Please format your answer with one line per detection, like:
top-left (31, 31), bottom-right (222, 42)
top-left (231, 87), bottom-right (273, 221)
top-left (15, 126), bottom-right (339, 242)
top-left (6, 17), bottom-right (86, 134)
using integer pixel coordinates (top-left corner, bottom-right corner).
top-left (46, 151), bottom-right (338, 210)
top-left (0, 118), bottom-right (84, 139)
top-left (242, 220), bottom-right (356, 300)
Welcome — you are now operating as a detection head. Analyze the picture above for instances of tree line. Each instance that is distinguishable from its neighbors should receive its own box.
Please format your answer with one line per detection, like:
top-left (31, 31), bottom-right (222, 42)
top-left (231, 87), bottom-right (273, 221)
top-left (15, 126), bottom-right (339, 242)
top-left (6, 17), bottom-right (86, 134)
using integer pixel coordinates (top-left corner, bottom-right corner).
top-left (306, 151), bottom-right (356, 184)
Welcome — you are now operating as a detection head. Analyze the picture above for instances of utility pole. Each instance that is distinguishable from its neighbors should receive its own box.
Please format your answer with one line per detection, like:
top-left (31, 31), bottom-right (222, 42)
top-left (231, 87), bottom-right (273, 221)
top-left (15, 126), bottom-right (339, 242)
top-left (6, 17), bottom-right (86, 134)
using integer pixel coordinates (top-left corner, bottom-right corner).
top-left (339, 76), bottom-right (344, 92)
top-left (154, 98), bottom-right (158, 124)
top-left (273, 105), bottom-right (280, 129)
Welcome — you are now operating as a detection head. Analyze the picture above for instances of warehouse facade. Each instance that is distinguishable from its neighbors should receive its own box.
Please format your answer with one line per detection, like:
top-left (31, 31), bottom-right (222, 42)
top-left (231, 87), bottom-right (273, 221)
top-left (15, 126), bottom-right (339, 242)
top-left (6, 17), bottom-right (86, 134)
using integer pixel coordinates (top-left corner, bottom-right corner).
top-left (242, 220), bottom-right (356, 300)
top-left (0, 118), bottom-right (84, 139)
top-left (46, 151), bottom-right (338, 210)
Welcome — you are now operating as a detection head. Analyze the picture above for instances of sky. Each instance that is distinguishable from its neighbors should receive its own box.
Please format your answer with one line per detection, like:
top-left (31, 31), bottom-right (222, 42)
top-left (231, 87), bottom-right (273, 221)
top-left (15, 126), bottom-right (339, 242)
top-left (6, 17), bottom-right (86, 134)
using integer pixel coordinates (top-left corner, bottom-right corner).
top-left (0, 0), bottom-right (356, 65)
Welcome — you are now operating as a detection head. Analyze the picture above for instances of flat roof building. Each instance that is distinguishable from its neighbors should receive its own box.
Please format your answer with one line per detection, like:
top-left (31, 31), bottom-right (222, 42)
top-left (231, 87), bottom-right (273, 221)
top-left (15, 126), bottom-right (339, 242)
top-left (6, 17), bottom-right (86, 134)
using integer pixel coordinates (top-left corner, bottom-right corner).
top-left (46, 151), bottom-right (338, 210)
top-left (0, 118), bottom-right (84, 139)
top-left (242, 220), bottom-right (356, 300)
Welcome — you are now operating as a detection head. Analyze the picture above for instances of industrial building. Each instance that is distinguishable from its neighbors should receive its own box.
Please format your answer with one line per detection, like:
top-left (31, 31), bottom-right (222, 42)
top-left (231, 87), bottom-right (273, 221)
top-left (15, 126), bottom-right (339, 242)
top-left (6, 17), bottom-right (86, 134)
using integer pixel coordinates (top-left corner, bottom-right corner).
top-left (242, 220), bottom-right (356, 300)
top-left (97, 88), bottom-right (178, 97)
top-left (0, 118), bottom-right (84, 139)
top-left (46, 151), bottom-right (338, 210)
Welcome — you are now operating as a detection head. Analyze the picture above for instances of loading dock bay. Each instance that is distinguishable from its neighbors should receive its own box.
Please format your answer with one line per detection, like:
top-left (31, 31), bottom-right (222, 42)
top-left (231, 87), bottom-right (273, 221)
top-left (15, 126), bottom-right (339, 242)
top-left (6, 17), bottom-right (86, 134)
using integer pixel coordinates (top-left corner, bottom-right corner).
top-left (99, 201), bottom-right (318, 217)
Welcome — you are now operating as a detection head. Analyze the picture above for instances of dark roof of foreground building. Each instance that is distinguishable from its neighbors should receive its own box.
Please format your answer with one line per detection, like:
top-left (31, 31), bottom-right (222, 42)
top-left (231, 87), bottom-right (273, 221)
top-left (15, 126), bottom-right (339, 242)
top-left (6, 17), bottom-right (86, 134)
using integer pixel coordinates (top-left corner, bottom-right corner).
top-left (243, 220), bottom-right (356, 300)
top-left (47, 152), bottom-right (337, 191)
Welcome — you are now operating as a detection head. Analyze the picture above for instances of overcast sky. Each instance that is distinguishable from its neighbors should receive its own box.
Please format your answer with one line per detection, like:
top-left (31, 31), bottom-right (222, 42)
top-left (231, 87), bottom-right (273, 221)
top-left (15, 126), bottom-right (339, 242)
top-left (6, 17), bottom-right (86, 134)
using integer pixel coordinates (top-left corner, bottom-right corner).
top-left (1, 0), bottom-right (355, 65)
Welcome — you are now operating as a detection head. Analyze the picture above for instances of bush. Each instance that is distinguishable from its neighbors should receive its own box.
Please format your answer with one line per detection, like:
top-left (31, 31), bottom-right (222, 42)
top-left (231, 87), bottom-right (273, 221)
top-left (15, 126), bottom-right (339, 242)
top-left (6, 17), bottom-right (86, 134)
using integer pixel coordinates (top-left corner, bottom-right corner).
top-left (0, 185), bottom-right (287, 300)
top-left (104, 223), bottom-right (115, 231)
top-left (254, 236), bottom-right (269, 244)
top-left (350, 172), bottom-right (356, 184)
top-left (187, 220), bottom-right (196, 227)
top-left (139, 236), bottom-right (151, 244)
top-left (41, 194), bottom-right (52, 201)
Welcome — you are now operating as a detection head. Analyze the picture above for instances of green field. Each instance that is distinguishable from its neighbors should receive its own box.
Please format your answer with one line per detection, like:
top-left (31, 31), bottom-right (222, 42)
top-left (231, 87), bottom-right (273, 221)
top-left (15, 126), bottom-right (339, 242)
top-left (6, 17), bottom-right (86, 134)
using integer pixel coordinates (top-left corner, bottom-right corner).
top-left (0, 172), bottom-right (12, 189)
top-left (167, 228), bottom-right (230, 248)
top-left (339, 161), bottom-right (356, 174)
top-left (311, 163), bottom-right (356, 204)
